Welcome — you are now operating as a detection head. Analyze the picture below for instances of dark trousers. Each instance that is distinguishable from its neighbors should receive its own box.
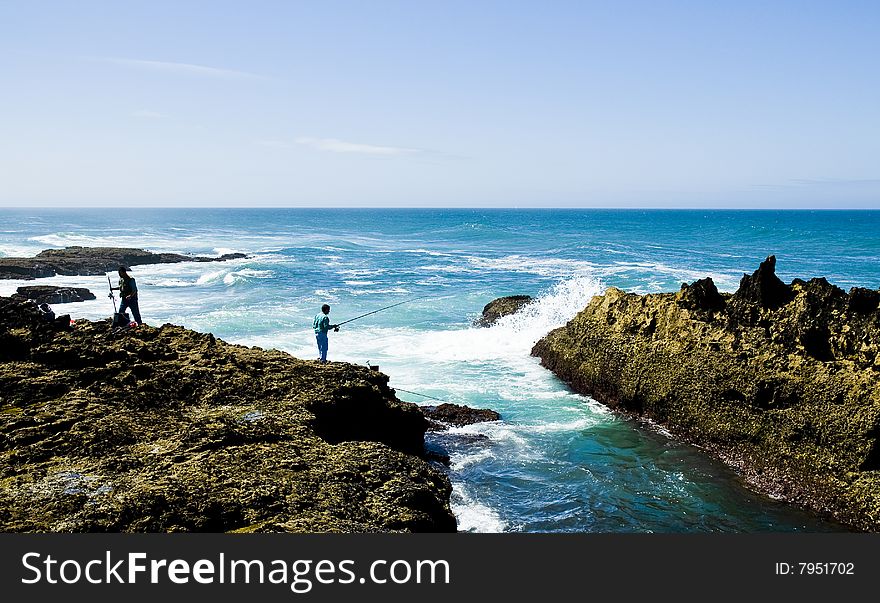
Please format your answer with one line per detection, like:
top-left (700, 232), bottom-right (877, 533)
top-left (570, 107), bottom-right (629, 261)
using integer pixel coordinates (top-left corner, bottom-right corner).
top-left (119, 296), bottom-right (143, 325)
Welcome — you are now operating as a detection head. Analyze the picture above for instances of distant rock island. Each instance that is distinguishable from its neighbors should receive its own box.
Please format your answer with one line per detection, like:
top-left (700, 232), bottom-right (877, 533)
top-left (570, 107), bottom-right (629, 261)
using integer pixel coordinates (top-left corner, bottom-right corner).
top-left (0, 246), bottom-right (247, 280)
top-left (0, 295), bottom-right (456, 532)
top-left (14, 285), bottom-right (96, 304)
top-left (532, 256), bottom-right (880, 531)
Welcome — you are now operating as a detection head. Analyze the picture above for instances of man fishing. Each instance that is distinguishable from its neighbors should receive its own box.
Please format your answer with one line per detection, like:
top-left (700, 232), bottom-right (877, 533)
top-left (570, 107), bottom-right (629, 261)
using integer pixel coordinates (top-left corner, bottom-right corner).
top-left (313, 304), bottom-right (339, 363)
top-left (311, 296), bottom-right (426, 363)
top-left (110, 266), bottom-right (143, 326)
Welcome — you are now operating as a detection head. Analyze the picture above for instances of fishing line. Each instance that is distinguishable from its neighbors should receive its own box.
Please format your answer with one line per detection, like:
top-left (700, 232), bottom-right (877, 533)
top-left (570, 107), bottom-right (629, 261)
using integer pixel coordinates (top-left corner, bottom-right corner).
top-left (364, 361), bottom-right (448, 403)
top-left (335, 295), bottom-right (430, 327)
top-left (393, 388), bottom-right (448, 403)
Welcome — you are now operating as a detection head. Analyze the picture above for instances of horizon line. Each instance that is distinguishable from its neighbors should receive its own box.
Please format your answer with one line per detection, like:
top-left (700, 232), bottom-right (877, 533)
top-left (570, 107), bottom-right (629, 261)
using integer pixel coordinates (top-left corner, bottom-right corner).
top-left (1, 205), bottom-right (880, 211)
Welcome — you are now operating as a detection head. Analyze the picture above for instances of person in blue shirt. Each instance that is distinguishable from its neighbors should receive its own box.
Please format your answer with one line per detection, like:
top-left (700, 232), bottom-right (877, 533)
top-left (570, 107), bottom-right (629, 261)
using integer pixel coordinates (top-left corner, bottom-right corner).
top-left (313, 304), bottom-right (339, 363)
top-left (110, 266), bottom-right (143, 326)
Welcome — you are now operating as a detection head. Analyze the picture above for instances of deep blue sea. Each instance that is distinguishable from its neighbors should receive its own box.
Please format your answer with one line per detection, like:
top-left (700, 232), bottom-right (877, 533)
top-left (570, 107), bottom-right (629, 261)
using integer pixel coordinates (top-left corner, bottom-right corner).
top-left (3, 208), bottom-right (878, 532)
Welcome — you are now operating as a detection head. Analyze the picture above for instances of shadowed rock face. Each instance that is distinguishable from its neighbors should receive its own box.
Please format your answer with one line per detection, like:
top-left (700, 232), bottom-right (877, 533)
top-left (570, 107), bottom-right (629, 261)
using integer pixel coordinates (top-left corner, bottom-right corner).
top-left (0, 246), bottom-right (248, 280)
top-left (0, 296), bottom-right (456, 533)
top-left (532, 257), bottom-right (880, 531)
top-left (728, 255), bottom-right (795, 326)
top-left (677, 277), bottom-right (727, 313)
top-left (14, 286), bottom-right (96, 304)
top-left (474, 295), bottom-right (533, 327)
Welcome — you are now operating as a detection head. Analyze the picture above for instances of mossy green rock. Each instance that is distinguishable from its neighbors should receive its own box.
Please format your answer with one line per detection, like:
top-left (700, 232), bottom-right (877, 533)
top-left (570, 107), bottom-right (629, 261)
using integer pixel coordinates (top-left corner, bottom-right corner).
top-left (0, 296), bottom-right (455, 532)
top-left (532, 256), bottom-right (880, 531)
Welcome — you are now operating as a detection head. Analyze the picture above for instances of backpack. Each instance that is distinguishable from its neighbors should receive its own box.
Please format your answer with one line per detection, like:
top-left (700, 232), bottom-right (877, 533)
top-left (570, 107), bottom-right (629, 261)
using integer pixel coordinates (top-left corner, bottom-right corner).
top-left (112, 311), bottom-right (131, 327)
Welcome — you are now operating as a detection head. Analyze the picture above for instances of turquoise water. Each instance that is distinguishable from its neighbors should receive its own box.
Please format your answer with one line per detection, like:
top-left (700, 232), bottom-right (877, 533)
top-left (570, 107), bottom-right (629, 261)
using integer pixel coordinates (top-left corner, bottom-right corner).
top-left (3, 208), bottom-right (876, 532)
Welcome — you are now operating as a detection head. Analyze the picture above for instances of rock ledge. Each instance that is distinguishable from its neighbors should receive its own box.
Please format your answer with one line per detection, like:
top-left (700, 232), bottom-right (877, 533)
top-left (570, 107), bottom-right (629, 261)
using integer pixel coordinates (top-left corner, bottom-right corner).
top-left (532, 256), bottom-right (880, 531)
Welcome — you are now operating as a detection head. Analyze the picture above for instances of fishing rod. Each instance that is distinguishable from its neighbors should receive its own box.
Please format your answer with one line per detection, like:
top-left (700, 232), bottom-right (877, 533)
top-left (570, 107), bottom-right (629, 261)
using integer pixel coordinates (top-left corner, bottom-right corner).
top-left (106, 274), bottom-right (117, 314)
top-left (335, 296), bottom-right (429, 328)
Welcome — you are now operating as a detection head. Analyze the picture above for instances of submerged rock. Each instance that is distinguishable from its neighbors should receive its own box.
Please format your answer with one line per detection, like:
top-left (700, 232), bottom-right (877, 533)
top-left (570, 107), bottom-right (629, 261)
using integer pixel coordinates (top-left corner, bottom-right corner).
top-left (14, 285), bottom-right (96, 304)
top-left (0, 246), bottom-right (248, 280)
top-left (475, 295), bottom-right (533, 327)
top-left (532, 256), bottom-right (880, 531)
top-left (0, 296), bottom-right (455, 533)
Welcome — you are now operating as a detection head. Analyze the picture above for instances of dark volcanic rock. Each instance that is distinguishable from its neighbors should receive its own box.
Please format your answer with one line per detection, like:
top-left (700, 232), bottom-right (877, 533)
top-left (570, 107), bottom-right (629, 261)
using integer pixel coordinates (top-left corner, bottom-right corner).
top-left (0, 296), bottom-right (455, 533)
top-left (532, 257), bottom-right (880, 531)
top-left (0, 247), bottom-right (248, 280)
top-left (676, 277), bottom-right (726, 313)
top-left (848, 287), bottom-right (880, 314)
top-left (14, 285), bottom-right (96, 304)
top-left (728, 256), bottom-right (794, 325)
top-left (475, 295), bottom-right (533, 327)
top-left (420, 403), bottom-right (501, 431)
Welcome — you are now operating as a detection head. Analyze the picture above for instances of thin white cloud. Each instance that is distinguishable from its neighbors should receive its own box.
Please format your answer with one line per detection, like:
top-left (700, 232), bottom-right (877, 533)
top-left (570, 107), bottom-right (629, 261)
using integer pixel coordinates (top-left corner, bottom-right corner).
top-left (255, 139), bottom-right (294, 149)
top-left (295, 137), bottom-right (420, 156)
top-left (131, 110), bottom-right (164, 119)
top-left (96, 57), bottom-right (264, 79)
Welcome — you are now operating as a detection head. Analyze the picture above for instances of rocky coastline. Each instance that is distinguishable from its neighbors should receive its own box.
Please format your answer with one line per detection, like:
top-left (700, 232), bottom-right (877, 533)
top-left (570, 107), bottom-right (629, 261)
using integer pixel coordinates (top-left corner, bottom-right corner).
top-left (0, 295), bottom-right (457, 532)
top-left (531, 257), bottom-right (880, 531)
top-left (0, 246), bottom-right (247, 280)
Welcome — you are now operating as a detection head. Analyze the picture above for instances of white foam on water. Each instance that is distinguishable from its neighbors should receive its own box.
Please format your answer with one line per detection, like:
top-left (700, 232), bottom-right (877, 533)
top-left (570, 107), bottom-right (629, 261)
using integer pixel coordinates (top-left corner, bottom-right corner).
top-left (451, 486), bottom-right (507, 533)
top-left (306, 275), bottom-right (600, 370)
top-left (349, 287), bottom-right (410, 296)
top-left (338, 268), bottom-right (388, 277)
top-left (221, 269), bottom-right (273, 286)
top-left (402, 248), bottom-right (456, 257)
top-left (152, 278), bottom-right (192, 288)
top-left (28, 232), bottom-right (203, 253)
top-left (599, 262), bottom-right (740, 291)
top-left (527, 418), bottom-right (596, 434)
top-left (196, 270), bottom-right (227, 285)
top-left (416, 264), bottom-right (479, 274)
top-left (449, 448), bottom-right (496, 470)
top-left (0, 243), bottom-right (46, 258)
top-left (27, 232), bottom-right (295, 256)
top-left (466, 254), bottom-right (597, 277)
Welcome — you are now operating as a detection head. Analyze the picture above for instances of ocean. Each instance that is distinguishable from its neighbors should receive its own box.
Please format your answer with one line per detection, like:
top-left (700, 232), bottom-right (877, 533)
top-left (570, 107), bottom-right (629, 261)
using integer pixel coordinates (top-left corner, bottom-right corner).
top-left (3, 208), bottom-right (877, 532)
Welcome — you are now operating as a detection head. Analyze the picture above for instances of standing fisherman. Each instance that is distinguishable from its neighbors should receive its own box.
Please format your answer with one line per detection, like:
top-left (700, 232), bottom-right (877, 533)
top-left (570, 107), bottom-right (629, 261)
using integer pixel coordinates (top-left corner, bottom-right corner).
top-left (110, 266), bottom-right (143, 326)
top-left (313, 304), bottom-right (339, 363)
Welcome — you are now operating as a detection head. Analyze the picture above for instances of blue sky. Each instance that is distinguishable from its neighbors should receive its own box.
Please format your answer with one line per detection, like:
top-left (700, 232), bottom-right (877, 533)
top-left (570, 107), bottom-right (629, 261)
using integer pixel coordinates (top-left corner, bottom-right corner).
top-left (1, 0), bottom-right (878, 207)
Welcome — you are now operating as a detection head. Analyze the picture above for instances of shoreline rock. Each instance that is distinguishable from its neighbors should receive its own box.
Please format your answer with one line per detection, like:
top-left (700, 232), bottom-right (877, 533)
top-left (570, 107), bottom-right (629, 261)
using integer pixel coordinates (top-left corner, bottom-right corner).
top-left (0, 295), bottom-right (455, 533)
top-left (0, 246), bottom-right (248, 280)
top-left (474, 295), bottom-right (533, 327)
top-left (421, 403), bottom-right (501, 431)
top-left (532, 256), bottom-right (880, 531)
top-left (14, 285), bottom-right (96, 304)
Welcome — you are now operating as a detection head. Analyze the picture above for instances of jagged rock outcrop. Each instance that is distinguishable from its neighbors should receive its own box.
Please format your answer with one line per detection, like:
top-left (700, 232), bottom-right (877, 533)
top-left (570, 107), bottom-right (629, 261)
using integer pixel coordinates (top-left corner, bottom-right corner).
top-left (532, 256), bottom-right (880, 531)
top-left (0, 246), bottom-right (248, 280)
top-left (14, 285), bottom-right (96, 304)
top-left (475, 295), bottom-right (533, 327)
top-left (0, 296), bottom-right (455, 533)
top-left (421, 403), bottom-right (501, 431)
